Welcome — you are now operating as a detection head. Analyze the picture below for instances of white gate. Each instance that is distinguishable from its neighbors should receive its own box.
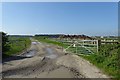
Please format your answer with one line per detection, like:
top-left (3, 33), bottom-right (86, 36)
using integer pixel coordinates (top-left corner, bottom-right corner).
top-left (63, 39), bottom-right (99, 54)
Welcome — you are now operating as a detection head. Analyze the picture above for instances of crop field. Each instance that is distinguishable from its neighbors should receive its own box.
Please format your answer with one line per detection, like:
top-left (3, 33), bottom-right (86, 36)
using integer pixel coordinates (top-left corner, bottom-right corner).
top-left (3, 37), bottom-right (31, 58)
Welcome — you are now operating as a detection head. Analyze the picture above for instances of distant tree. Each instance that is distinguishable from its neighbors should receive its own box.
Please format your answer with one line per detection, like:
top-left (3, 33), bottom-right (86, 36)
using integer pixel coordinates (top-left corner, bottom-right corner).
top-left (1, 32), bottom-right (10, 54)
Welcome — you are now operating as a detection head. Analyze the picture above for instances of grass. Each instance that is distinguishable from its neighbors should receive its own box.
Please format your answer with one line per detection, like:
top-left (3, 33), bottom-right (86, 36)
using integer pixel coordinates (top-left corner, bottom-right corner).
top-left (3, 37), bottom-right (31, 58)
top-left (79, 44), bottom-right (119, 79)
top-left (35, 37), bottom-right (68, 48)
top-left (66, 46), bottom-right (92, 54)
top-left (80, 55), bottom-right (119, 79)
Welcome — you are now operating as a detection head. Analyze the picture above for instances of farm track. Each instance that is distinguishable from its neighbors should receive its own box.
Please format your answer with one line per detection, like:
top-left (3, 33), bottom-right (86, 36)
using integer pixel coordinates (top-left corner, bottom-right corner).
top-left (2, 38), bottom-right (110, 78)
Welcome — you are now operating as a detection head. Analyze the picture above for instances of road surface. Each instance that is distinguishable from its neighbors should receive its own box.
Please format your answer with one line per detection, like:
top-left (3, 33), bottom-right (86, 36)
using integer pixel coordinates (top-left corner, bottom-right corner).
top-left (2, 38), bottom-right (110, 78)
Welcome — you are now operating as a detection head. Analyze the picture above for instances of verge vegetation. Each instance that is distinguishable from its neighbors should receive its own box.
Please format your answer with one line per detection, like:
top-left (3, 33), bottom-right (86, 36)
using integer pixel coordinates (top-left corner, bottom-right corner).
top-left (3, 36), bottom-right (31, 58)
top-left (35, 37), bottom-right (68, 48)
top-left (79, 44), bottom-right (119, 79)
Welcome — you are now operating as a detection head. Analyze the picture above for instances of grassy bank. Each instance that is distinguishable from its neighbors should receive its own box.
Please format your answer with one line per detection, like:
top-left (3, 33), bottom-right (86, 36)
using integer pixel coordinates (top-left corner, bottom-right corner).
top-left (78, 44), bottom-right (119, 79)
top-left (35, 37), bottom-right (119, 79)
top-left (3, 37), bottom-right (31, 58)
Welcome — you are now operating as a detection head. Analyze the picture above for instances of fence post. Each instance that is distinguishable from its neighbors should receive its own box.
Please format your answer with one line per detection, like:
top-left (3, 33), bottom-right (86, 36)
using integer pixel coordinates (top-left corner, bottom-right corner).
top-left (97, 40), bottom-right (101, 52)
top-left (24, 40), bottom-right (27, 53)
top-left (76, 44), bottom-right (77, 54)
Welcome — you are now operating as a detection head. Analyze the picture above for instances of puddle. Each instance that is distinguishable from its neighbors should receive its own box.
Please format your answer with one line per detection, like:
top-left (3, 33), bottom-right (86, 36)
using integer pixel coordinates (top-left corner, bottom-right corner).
top-left (45, 48), bottom-right (57, 59)
top-left (32, 42), bottom-right (37, 45)
top-left (46, 48), bottom-right (53, 55)
top-left (38, 42), bottom-right (42, 44)
top-left (32, 41), bottom-right (42, 45)
top-left (22, 49), bottom-right (37, 58)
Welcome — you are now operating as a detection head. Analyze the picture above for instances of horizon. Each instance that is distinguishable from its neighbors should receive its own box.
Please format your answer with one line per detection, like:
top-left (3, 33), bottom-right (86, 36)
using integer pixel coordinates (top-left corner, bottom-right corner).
top-left (1, 2), bottom-right (118, 36)
top-left (6, 33), bottom-right (118, 37)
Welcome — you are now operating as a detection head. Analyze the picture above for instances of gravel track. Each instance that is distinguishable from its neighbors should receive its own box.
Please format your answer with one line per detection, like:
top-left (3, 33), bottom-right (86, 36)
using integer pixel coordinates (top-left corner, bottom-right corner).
top-left (2, 38), bottom-right (110, 78)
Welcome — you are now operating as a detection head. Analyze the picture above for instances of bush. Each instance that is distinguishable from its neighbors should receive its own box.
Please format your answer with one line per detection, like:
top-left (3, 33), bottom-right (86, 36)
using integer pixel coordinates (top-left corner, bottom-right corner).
top-left (1, 32), bottom-right (10, 54)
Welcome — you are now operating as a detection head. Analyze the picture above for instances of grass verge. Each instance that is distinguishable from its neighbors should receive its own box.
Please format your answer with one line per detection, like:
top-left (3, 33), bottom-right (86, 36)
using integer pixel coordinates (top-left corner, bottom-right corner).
top-left (35, 37), bottom-right (68, 48)
top-left (3, 37), bottom-right (31, 58)
top-left (78, 44), bottom-right (119, 79)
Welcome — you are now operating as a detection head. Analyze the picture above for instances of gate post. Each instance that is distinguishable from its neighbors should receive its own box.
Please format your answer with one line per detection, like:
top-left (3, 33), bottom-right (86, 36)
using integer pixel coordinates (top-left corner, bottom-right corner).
top-left (97, 40), bottom-right (101, 52)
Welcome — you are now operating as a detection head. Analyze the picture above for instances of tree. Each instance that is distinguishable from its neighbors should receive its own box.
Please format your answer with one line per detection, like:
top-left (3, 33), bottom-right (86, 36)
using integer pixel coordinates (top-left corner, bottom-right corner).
top-left (1, 32), bottom-right (10, 54)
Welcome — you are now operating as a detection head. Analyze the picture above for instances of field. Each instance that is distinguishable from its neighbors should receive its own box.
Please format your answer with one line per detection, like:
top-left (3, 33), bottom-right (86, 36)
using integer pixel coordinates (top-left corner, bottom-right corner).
top-left (3, 37), bottom-right (31, 58)
top-left (35, 36), bottom-right (119, 79)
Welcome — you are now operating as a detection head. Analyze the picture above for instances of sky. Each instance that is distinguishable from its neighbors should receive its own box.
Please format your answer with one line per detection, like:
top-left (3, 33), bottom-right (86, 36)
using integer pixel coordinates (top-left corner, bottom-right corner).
top-left (1, 2), bottom-right (118, 36)
top-left (1, 0), bottom-right (120, 2)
